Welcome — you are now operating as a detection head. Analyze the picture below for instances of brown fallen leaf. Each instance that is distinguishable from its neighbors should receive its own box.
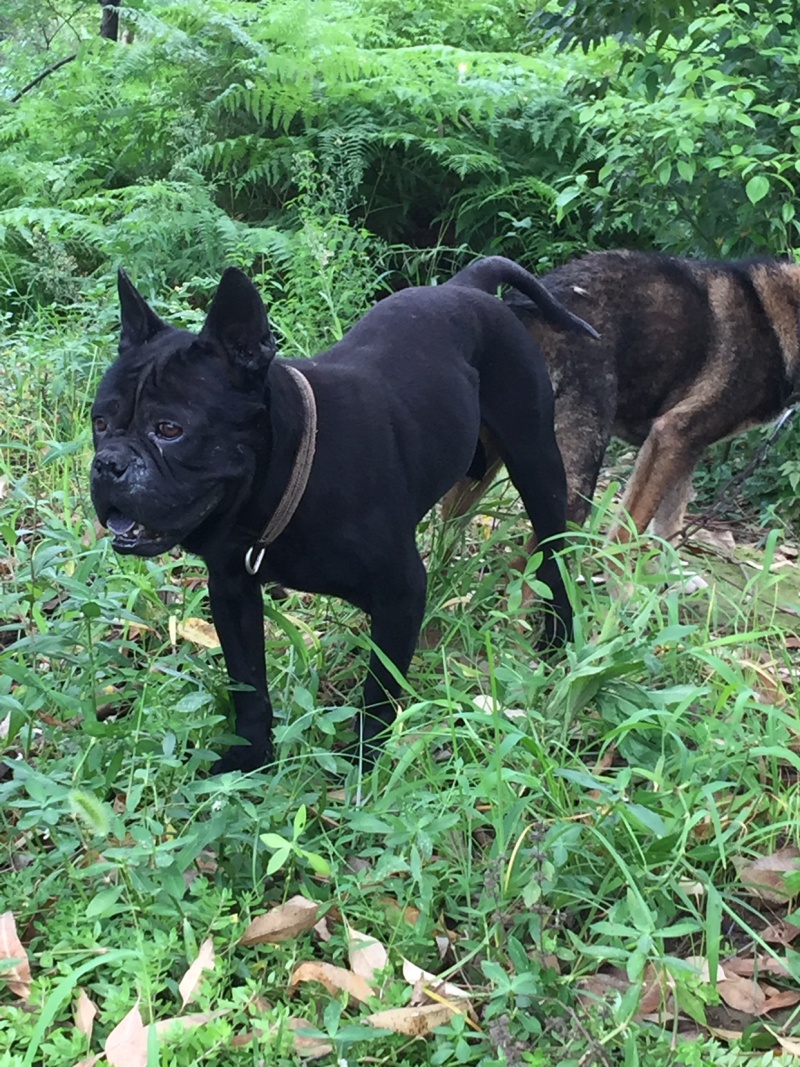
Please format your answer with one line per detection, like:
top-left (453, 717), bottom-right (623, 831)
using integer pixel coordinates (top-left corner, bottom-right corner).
top-left (231, 1032), bottom-right (254, 1048)
top-left (768, 1027), bottom-right (800, 1056)
top-left (636, 964), bottom-right (675, 1017)
top-left (577, 970), bottom-right (630, 1002)
top-left (694, 527), bottom-right (736, 552)
top-left (348, 927), bottom-right (388, 985)
top-left (365, 1003), bottom-right (459, 1036)
top-left (723, 955), bottom-right (791, 979)
top-left (176, 618), bottom-right (220, 650)
top-left (287, 1017), bottom-right (335, 1060)
top-left (313, 917), bottom-right (332, 942)
top-left (761, 989), bottom-right (800, 1013)
top-left (717, 973), bottom-right (767, 1014)
top-left (735, 847), bottom-right (800, 903)
top-left (105, 1002), bottom-right (147, 1067)
top-left (0, 912), bottom-right (31, 999)
top-left (738, 657), bottom-right (788, 707)
top-left (289, 961), bottom-right (373, 1006)
top-left (178, 937), bottom-right (215, 1008)
top-left (240, 895), bottom-right (320, 946)
top-left (706, 1025), bottom-right (745, 1042)
top-left (380, 897), bottom-right (422, 927)
top-left (75, 988), bottom-right (99, 1041)
top-left (761, 920), bottom-right (800, 945)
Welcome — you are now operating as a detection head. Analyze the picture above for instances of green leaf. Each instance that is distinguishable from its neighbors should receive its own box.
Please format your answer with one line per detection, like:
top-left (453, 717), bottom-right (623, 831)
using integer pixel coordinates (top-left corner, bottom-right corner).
top-left (261, 832), bottom-right (291, 849)
top-left (86, 886), bottom-right (125, 919)
top-left (266, 847), bottom-right (292, 875)
top-left (293, 804), bottom-right (307, 838)
top-left (300, 848), bottom-right (332, 876)
top-left (745, 174), bottom-right (770, 204)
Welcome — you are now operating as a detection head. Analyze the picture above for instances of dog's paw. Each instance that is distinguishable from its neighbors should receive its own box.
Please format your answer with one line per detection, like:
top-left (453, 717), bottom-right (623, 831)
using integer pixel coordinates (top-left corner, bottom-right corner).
top-left (211, 743), bottom-right (272, 775)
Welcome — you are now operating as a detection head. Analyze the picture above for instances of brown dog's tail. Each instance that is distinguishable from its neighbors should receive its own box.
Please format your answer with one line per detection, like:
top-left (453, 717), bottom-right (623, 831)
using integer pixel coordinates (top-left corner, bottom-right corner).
top-left (446, 255), bottom-right (599, 338)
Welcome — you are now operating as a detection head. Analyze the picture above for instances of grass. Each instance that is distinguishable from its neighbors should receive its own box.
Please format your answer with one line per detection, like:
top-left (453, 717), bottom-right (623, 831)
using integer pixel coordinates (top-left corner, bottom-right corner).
top-left (2, 287), bottom-right (800, 1067)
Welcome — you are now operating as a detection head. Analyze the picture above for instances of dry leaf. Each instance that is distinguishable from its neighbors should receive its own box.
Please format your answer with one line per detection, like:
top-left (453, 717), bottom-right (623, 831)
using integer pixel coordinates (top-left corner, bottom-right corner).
top-left (313, 917), bottom-right (332, 942)
top-left (722, 955), bottom-right (791, 979)
top-left (348, 927), bottom-right (388, 985)
top-left (735, 847), bottom-right (800, 903)
top-left (0, 912), bottom-right (31, 998)
top-left (707, 1025), bottom-right (745, 1042)
top-left (287, 1018), bottom-right (335, 1060)
top-left (365, 1003), bottom-right (458, 1036)
top-left (694, 528), bottom-right (736, 552)
top-left (636, 965), bottom-right (675, 1016)
top-left (75, 988), bottom-right (98, 1041)
top-left (761, 920), bottom-right (800, 945)
top-left (687, 956), bottom-right (726, 984)
top-left (231, 1032), bottom-right (254, 1048)
top-left (380, 897), bottom-right (422, 927)
top-left (240, 895), bottom-right (320, 946)
top-left (154, 1009), bottom-right (228, 1037)
top-left (105, 1002), bottom-right (147, 1067)
top-left (289, 961), bottom-right (372, 1005)
top-left (72, 1057), bottom-right (102, 1067)
top-left (738, 657), bottom-right (788, 706)
top-left (402, 959), bottom-right (471, 1000)
top-left (717, 974), bottom-right (767, 1014)
top-left (769, 1028), bottom-right (800, 1056)
top-left (577, 971), bottom-right (630, 1003)
top-left (761, 989), bottom-right (800, 1013)
top-left (178, 937), bottom-right (215, 1008)
top-left (176, 618), bottom-right (220, 649)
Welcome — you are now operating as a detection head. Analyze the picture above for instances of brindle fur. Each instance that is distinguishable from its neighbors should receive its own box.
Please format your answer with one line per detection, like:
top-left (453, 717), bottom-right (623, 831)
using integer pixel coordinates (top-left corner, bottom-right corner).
top-left (446, 250), bottom-right (800, 541)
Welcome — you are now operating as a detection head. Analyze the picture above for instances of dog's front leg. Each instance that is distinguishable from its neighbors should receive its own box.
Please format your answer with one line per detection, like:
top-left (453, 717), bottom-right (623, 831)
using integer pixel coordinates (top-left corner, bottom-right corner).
top-left (207, 560), bottom-right (272, 773)
top-left (359, 551), bottom-right (427, 750)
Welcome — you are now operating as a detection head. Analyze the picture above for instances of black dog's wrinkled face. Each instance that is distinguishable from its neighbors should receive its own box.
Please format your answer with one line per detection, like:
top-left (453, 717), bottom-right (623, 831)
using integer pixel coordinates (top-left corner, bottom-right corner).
top-left (91, 268), bottom-right (277, 556)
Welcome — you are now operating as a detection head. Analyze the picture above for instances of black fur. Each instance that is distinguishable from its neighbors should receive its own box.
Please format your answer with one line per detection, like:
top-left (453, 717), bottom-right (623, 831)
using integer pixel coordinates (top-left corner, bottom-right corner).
top-left (91, 258), bottom-right (594, 772)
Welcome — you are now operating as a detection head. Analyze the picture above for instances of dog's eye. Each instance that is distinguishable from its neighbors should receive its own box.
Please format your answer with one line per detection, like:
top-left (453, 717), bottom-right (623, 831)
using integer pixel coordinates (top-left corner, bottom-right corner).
top-left (155, 421), bottom-right (183, 441)
top-left (93, 416), bottom-right (107, 434)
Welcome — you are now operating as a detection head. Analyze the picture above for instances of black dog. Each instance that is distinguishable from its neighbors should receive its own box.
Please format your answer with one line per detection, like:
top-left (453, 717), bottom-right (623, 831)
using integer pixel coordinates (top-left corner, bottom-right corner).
top-left (91, 258), bottom-right (597, 772)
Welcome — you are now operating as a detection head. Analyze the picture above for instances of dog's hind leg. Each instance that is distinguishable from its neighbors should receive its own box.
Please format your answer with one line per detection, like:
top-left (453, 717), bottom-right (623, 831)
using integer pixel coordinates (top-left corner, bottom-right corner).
top-left (608, 411), bottom-right (705, 542)
top-left (476, 406), bottom-right (573, 645)
top-left (651, 472), bottom-right (695, 540)
top-left (504, 451), bottom-right (572, 647)
top-left (359, 545), bottom-right (428, 747)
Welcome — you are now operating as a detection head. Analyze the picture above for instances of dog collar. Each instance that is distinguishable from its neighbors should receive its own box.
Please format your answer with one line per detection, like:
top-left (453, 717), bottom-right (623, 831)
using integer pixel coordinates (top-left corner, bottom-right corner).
top-left (244, 365), bottom-right (317, 575)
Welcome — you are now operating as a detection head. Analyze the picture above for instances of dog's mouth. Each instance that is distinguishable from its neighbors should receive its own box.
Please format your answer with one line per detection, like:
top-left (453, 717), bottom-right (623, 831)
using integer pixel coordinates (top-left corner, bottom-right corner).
top-left (104, 508), bottom-right (176, 556)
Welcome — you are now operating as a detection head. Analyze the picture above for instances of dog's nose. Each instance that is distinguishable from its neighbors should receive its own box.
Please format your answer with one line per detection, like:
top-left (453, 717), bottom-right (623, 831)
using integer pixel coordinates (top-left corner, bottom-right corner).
top-left (93, 449), bottom-right (129, 480)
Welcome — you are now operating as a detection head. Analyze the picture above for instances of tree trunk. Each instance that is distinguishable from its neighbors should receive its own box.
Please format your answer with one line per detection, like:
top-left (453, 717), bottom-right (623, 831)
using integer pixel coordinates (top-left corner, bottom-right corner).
top-left (99, 0), bottom-right (121, 41)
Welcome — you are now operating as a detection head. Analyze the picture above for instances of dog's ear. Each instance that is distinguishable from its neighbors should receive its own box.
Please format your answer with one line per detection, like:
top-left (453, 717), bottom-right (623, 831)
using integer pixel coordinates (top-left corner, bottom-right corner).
top-left (117, 268), bottom-right (167, 353)
top-left (199, 268), bottom-right (277, 371)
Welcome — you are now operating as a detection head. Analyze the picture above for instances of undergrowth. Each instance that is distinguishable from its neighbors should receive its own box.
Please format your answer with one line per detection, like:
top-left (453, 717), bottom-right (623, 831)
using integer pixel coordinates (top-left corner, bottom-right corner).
top-left (1, 254), bottom-right (799, 1066)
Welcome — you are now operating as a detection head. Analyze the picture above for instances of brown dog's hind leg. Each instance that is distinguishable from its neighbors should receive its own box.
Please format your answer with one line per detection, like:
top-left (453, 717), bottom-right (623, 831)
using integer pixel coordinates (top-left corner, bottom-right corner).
top-left (651, 473), bottom-right (695, 541)
top-left (608, 411), bottom-right (705, 542)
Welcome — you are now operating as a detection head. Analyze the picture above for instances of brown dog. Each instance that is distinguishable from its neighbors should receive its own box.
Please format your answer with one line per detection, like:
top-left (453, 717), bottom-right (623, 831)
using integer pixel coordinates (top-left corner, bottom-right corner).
top-left (446, 250), bottom-right (800, 542)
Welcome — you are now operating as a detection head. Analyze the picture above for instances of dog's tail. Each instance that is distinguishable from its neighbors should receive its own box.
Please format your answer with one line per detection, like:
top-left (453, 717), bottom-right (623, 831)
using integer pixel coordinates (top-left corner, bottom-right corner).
top-left (446, 255), bottom-right (599, 338)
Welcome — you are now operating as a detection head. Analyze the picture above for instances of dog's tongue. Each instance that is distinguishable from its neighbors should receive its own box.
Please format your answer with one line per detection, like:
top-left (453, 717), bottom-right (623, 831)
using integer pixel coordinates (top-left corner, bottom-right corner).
top-left (106, 510), bottom-right (137, 536)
